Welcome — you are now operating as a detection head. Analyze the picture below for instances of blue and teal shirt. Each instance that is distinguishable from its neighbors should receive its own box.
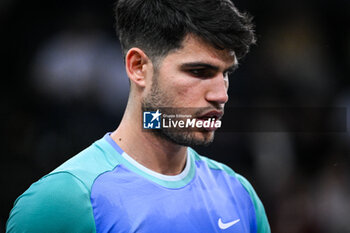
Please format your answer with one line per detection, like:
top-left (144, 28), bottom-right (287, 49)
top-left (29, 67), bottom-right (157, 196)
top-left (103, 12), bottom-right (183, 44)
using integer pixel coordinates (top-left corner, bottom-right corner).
top-left (7, 134), bottom-right (270, 233)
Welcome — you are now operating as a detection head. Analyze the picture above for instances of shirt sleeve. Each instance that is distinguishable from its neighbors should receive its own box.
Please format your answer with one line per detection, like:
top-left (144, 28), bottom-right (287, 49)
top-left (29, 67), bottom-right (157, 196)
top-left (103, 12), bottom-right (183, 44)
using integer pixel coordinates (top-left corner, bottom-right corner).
top-left (235, 173), bottom-right (271, 233)
top-left (6, 172), bottom-right (96, 233)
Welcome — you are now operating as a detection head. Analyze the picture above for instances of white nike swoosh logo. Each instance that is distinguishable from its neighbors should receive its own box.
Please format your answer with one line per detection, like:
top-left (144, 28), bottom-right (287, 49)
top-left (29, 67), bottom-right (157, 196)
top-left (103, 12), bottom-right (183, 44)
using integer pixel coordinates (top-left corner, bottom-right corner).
top-left (218, 218), bottom-right (240, 230)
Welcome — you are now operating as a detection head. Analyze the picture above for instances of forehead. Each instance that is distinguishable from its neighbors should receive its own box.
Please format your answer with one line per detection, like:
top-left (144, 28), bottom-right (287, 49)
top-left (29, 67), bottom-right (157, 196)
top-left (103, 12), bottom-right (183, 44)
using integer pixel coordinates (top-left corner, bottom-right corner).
top-left (161, 34), bottom-right (237, 68)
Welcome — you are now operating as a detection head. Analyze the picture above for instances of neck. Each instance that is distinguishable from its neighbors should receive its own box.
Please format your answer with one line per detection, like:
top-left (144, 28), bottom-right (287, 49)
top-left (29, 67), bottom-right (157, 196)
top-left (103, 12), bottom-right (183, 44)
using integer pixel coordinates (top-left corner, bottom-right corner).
top-left (111, 104), bottom-right (188, 175)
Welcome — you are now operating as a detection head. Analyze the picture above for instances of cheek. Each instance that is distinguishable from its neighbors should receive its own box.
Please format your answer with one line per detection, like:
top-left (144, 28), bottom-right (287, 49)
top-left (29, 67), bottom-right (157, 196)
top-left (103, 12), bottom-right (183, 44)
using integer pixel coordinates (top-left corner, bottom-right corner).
top-left (158, 68), bottom-right (205, 105)
top-left (175, 85), bottom-right (193, 96)
top-left (169, 79), bottom-right (204, 105)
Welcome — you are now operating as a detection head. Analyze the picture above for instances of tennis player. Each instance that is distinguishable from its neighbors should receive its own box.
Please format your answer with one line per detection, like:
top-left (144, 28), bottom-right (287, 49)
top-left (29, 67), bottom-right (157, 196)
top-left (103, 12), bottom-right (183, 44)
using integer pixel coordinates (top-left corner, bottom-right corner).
top-left (7, 0), bottom-right (270, 232)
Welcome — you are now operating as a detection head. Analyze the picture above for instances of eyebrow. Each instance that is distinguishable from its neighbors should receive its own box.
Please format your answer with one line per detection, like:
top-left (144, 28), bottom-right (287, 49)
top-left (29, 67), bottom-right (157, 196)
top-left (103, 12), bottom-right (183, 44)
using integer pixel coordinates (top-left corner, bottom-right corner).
top-left (180, 62), bottom-right (238, 73)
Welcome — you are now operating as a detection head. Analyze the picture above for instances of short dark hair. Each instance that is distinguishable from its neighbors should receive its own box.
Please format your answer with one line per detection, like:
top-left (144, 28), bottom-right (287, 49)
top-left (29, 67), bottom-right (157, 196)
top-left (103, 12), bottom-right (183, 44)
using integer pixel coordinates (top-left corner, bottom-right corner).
top-left (115, 0), bottom-right (256, 63)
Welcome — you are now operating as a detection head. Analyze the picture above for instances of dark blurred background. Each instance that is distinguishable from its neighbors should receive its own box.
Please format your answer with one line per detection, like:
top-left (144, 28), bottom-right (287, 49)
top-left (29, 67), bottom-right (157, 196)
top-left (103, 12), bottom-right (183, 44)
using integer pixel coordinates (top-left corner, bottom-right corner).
top-left (1, 0), bottom-right (349, 232)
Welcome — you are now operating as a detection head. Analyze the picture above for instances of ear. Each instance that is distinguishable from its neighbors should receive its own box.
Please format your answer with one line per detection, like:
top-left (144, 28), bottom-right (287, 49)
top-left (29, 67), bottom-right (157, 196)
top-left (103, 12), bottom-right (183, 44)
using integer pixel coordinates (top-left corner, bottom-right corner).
top-left (125, 48), bottom-right (150, 88)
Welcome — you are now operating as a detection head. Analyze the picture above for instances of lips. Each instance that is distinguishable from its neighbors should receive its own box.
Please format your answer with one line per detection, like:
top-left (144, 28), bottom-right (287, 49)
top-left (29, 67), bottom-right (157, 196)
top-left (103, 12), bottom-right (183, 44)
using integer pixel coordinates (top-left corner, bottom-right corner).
top-left (194, 110), bottom-right (224, 132)
top-left (197, 110), bottom-right (223, 121)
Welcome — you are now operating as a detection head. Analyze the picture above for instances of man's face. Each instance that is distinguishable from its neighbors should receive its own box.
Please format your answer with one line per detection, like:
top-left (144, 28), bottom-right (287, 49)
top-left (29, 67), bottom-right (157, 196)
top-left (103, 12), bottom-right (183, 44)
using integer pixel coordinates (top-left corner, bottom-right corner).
top-left (142, 35), bottom-right (237, 146)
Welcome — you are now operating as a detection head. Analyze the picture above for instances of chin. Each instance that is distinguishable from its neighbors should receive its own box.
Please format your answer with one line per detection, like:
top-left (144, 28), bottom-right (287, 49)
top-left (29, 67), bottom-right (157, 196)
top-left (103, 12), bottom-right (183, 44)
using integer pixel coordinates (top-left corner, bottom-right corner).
top-left (157, 129), bottom-right (215, 147)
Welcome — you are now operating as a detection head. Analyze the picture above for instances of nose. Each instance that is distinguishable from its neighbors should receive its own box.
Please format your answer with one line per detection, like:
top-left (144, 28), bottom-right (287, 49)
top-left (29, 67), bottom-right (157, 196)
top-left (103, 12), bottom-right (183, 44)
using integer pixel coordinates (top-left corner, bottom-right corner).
top-left (205, 75), bottom-right (229, 105)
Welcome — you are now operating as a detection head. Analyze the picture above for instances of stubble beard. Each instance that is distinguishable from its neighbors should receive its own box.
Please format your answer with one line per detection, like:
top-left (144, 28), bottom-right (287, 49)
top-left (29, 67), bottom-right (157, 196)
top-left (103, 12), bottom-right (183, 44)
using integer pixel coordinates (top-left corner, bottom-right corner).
top-left (141, 73), bottom-right (215, 147)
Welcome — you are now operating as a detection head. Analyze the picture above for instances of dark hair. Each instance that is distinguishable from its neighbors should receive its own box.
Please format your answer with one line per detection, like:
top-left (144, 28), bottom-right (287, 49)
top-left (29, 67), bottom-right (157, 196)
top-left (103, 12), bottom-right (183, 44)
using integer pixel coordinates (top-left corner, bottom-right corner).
top-left (114, 0), bottom-right (256, 63)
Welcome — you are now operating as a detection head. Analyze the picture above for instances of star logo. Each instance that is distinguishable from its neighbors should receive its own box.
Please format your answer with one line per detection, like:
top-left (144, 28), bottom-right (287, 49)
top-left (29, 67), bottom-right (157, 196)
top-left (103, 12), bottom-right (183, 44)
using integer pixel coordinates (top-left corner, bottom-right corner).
top-left (150, 110), bottom-right (162, 122)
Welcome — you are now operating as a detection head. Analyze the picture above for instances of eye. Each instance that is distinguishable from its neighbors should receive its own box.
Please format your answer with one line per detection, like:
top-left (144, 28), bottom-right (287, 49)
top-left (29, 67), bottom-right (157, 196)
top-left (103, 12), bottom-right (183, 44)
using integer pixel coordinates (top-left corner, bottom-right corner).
top-left (188, 69), bottom-right (215, 78)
